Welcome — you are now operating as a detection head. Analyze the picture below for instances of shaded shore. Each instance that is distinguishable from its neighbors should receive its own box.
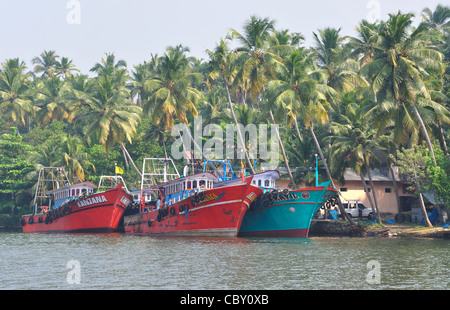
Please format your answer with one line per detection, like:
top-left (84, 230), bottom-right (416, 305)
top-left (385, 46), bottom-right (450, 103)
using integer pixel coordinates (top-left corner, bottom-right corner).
top-left (310, 219), bottom-right (450, 239)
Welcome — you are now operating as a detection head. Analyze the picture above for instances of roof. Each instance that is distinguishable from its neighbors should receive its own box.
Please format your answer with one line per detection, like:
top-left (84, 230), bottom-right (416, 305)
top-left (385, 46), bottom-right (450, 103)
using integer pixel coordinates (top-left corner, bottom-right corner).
top-left (45, 181), bottom-right (97, 195)
top-left (343, 168), bottom-right (398, 182)
top-left (155, 171), bottom-right (218, 189)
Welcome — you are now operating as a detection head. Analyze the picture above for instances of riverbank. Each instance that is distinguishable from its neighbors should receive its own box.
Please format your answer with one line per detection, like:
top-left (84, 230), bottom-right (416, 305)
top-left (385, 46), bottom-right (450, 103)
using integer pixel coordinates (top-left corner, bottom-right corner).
top-left (310, 219), bottom-right (450, 239)
top-left (5, 221), bottom-right (450, 239)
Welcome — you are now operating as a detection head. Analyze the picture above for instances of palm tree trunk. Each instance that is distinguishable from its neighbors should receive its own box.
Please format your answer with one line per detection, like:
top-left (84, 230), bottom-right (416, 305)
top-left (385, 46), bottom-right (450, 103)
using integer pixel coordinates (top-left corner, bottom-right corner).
top-left (307, 122), bottom-right (354, 223)
top-left (224, 82), bottom-right (256, 174)
top-left (418, 192), bottom-right (433, 227)
top-left (120, 143), bottom-right (142, 178)
top-left (437, 120), bottom-right (448, 156)
top-left (359, 171), bottom-right (376, 216)
top-left (389, 165), bottom-right (402, 214)
top-left (364, 157), bottom-right (382, 223)
top-left (122, 147), bottom-right (129, 167)
top-left (411, 103), bottom-right (437, 165)
top-left (269, 110), bottom-right (297, 188)
top-left (293, 117), bottom-right (303, 142)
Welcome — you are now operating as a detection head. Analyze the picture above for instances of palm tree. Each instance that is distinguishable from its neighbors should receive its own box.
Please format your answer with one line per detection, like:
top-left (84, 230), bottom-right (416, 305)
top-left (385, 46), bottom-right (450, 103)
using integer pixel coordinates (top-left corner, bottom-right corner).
top-left (61, 135), bottom-right (95, 183)
top-left (229, 16), bottom-right (284, 104)
top-left (55, 57), bottom-right (80, 79)
top-left (313, 27), bottom-right (366, 97)
top-left (82, 68), bottom-right (142, 176)
top-left (348, 20), bottom-right (381, 67)
top-left (422, 4), bottom-right (450, 34)
top-left (266, 48), bottom-right (352, 219)
top-left (206, 38), bottom-right (256, 173)
top-left (65, 74), bottom-right (95, 125)
top-left (32, 50), bottom-right (60, 78)
top-left (0, 58), bottom-right (33, 128)
top-left (328, 96), bottom-right (383, 223)
top-left (143, 46), bottom-right (204, 161)
top-left (230, 16), bottom-right (298, 186)
top-left (90, 53), bottom-right (127, 77)
top-left (361, 12), bottom-right (446, 165)
top-left (33, 76), bottom-right (71, 126)
top-left (131, 63), bottom-right (154, 108)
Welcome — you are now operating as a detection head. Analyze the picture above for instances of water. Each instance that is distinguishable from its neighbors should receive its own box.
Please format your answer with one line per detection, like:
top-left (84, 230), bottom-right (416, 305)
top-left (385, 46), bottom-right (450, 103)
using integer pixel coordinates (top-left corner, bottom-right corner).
top-left (0, 232), bottom-right (448, 290)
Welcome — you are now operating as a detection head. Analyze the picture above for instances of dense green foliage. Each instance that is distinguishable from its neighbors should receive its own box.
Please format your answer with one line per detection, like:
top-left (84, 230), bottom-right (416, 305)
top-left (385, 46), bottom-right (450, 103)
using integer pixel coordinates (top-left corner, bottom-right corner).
top-left (1, 6), bottom-right (449, 225)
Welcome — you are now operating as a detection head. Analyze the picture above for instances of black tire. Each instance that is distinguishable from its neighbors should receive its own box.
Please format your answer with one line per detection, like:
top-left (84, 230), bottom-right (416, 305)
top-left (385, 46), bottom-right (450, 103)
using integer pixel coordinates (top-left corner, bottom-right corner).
top-left (198, 192), bottom-right (206, 201)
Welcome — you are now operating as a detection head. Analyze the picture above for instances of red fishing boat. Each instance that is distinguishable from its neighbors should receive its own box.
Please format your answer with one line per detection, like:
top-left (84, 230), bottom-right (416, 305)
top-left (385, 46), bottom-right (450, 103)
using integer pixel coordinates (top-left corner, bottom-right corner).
top-left (123, 158), bottom-right (262, 237)
top-left (21, 167), bottom-right (132, 233)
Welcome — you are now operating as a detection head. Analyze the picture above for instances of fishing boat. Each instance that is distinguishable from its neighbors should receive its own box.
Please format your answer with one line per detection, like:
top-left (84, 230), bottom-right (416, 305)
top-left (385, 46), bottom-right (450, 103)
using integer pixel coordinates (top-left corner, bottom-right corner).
top-left (123, 158), bottom-right (262, 237)
top-left (21, 167), bottom-right (132, 233)
top-left (204, 160), bottom-right (337, 238)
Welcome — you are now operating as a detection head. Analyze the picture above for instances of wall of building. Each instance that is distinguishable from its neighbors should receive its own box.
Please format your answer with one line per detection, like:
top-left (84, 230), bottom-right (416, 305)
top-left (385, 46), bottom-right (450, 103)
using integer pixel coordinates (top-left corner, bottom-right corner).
top-left (336, 180), bottom-right (412, 215)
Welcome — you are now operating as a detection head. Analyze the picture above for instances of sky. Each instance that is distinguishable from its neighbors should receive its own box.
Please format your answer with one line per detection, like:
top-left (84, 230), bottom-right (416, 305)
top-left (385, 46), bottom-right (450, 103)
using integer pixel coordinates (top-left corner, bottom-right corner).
top-left (0, 0), bottom-right (446, 74)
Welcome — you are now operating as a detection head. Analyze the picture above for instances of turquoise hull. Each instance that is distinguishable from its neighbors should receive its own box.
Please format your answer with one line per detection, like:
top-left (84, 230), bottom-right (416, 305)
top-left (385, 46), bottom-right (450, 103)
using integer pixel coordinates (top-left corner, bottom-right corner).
top-left (238, 184), bottom-right (337, 238)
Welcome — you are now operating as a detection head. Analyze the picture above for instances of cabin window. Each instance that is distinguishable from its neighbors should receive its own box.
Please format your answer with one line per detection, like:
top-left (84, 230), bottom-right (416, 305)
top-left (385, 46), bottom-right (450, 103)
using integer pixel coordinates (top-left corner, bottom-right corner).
top-left (265, 180), bottom-right (270, 187)
top-left (199, 180), bottom-right (205, 188)
top-left (193, 180), bottom-right (197, 188)
top-left (76, 189), bottom-right (80, 195)
top-left (385, 188), bottom-right (392, 193)
top-left (258, 180), bottom-right (262, 187)
top-left (187, 181), bottom-right (191, 189)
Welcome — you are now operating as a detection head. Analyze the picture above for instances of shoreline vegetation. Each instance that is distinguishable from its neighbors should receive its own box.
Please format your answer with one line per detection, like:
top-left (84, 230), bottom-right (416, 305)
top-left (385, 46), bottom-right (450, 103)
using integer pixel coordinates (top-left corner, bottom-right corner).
top-left (0, 6), bottom-right (449, 231)
top-left (310, 220), bottom-right (450, 239)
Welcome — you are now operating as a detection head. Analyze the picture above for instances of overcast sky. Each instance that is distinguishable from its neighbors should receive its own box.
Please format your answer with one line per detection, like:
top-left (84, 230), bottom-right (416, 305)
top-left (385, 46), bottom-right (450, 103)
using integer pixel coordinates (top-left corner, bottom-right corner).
top-left (0, 0), bottom-right (445, 74)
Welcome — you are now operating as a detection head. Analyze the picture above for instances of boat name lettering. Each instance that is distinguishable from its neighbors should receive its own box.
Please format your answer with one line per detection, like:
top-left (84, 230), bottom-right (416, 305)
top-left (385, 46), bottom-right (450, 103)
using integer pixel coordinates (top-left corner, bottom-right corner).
top-left (247, 192), bottom-right (257, 203)
top-left (77, 195), bottom-right (107, 208)
top-left (275, 193), bottom-right (298, 201)
top-left (120, 196), bottom-right (130, 206)
top-left (202, 193), bottom-right (219, 203)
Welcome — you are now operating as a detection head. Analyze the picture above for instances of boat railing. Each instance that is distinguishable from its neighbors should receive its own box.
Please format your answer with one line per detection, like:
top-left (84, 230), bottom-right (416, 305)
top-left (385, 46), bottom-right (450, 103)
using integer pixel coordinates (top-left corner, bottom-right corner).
top-left (97, 175), bottom-right (130, 194)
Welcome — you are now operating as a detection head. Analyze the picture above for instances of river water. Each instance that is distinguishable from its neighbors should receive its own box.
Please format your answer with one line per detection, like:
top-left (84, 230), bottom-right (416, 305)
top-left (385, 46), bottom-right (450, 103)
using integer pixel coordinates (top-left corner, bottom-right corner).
top-left (0, 231), bottom-right (448, 290)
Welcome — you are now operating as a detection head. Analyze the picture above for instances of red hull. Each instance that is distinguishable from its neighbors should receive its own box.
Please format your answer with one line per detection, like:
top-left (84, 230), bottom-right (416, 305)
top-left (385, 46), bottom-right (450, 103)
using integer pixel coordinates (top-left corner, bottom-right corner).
top-left (124, 182), bottom-right (262, 237)
top-left (22, 184), bottom-right (132, 233)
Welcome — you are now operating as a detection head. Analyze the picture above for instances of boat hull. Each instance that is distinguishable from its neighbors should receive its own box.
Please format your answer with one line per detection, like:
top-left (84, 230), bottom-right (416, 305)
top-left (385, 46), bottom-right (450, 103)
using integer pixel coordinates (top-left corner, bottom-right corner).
top-left (124, 182), bottom-right (262, 237)
top-left (21, 184), bottom-right (131, 233)
top-left (238, 185), bottom-right (337, 238)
